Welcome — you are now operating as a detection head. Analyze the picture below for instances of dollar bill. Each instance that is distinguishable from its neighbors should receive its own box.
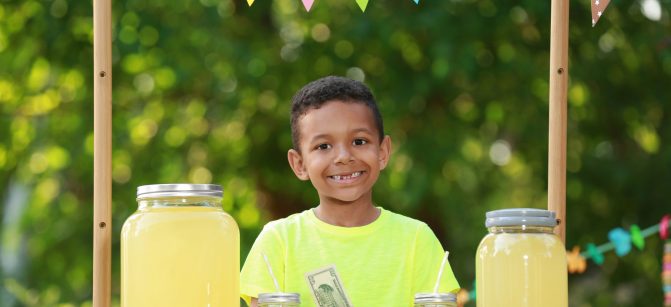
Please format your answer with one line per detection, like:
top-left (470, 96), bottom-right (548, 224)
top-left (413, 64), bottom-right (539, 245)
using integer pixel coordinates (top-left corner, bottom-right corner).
top-left (305, 265), bottom-right (353, 307)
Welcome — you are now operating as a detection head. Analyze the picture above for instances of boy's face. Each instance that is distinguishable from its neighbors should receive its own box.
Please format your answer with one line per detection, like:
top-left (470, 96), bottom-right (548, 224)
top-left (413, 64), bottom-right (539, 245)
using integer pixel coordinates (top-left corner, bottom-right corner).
top-left (287, 100), bottom-right (391, 205)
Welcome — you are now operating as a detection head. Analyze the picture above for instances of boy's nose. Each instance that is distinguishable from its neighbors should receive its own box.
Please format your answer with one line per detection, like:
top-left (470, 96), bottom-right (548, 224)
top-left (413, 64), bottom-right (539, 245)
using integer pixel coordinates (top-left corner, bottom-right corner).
top-left (333, 146), bottom-right (354, 164)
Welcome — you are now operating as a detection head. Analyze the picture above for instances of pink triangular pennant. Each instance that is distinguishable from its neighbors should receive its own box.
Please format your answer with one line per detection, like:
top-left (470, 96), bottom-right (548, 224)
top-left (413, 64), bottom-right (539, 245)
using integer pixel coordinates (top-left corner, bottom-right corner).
top-left (591, 0), bottom-right (611, 26)
top-left (302, 0), bottom-right (314, 11)
top-left (355, 0), bottom-right (369, 11)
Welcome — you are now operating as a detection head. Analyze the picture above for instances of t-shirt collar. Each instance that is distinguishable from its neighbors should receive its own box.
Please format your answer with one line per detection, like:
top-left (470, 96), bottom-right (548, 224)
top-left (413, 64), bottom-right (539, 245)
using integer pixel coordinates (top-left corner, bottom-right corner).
top-left (306, 206), bottom-right (387, 235)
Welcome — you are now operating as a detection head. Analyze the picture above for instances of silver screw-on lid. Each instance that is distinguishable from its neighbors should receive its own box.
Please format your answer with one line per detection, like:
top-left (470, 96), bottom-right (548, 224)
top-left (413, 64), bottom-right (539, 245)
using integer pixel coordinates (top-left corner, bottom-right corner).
top-left (258, 292), bottom-right (300, 304)
top-left (414, 293), bottom-right (457, 303)
top-left (485, 208), bottom-right (558, 228)
top-left (136, 184), bottom-right (223, 199)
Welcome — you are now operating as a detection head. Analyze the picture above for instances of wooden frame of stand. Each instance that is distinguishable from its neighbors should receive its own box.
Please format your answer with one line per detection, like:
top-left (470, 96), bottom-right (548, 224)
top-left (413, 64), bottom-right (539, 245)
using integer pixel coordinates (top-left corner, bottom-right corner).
top-left (91, 0), bottom-right (569, 304)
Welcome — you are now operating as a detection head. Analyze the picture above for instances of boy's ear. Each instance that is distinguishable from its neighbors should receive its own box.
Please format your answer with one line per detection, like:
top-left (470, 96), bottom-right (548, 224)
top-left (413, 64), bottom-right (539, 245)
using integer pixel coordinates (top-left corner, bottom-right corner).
top-left (287, 149), bottom-right (310, 181)
top-left (378, 135), bottom-right (392, 170)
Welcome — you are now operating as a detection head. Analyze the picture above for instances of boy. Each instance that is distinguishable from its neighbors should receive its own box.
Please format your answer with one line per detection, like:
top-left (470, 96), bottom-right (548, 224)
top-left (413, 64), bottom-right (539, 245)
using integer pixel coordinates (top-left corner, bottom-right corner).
top-left (240, 76), bottom-right (459, 306)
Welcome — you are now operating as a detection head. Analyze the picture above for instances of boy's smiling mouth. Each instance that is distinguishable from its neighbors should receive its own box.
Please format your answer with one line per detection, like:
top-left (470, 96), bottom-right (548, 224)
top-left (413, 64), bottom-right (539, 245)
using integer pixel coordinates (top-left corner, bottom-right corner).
top-left (328, 171), bottom-right (364, 183)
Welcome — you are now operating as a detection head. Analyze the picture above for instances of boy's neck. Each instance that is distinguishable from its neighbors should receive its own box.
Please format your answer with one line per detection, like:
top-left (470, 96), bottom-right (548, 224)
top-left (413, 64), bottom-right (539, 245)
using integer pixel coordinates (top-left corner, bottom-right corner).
top-left (313, 200), bottom-right (381, 227)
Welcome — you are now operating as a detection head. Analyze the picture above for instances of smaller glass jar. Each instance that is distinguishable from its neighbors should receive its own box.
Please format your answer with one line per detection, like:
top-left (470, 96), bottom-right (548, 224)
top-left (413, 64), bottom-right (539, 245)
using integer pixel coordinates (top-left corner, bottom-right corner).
top-left (258, 293), bottom-right (301, 307)
top-left (414, 293), bottom-right (457, 307)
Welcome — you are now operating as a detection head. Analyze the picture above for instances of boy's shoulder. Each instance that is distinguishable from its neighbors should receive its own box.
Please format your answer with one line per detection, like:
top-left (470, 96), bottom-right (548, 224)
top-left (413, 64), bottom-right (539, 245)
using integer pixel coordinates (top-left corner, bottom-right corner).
top-left (261, 209), bottom-right (310, 232)
top-left (383, 208), bottom-right (431, 230)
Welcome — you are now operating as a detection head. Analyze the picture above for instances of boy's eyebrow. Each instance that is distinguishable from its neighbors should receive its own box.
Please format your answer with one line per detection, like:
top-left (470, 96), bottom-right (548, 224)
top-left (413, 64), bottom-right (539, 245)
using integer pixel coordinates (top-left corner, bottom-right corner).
top-left (308, 134), bottom-right (329, 143)
top-left (351, 128), bottom-right (374, 134)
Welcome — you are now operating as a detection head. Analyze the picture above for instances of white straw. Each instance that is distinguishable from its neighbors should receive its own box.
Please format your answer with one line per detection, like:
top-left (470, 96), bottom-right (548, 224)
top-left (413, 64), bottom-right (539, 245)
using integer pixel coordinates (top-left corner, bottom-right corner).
top-left (433, 251), bottom-right (449, 293)
top-left (262, 253), bottom-right (281, 292)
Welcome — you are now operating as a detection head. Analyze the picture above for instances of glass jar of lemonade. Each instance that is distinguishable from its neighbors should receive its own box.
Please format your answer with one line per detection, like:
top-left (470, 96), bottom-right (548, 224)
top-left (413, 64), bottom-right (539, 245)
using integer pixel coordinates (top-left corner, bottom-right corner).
top-left (476, 208), bottom-right (567, 307)
top-left (121, 184), bottom-right (239, 307)
top-left (258, 292), bottom-right (301, 307)
top-left (414, 292), bottom-right (457, 307)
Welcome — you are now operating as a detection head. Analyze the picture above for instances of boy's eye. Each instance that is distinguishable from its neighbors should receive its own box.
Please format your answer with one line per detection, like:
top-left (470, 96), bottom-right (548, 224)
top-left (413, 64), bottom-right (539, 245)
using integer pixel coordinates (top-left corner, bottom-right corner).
top-left (353, 139), bottom-right (368, 146)
top-left (316, 144), bottom-right (331, 150)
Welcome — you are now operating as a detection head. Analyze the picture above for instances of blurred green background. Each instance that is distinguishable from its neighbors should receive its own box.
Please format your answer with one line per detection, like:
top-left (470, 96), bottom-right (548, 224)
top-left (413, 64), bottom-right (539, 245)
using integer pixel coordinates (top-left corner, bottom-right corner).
top-left (1, 0), bottom-right (671, 305)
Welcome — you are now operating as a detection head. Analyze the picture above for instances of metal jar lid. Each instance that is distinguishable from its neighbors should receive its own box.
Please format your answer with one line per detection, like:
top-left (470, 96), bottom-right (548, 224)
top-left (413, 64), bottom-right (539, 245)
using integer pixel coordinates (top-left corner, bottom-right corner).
top-left (258, 292), bottom-right (301, 304)
top-left (136, 184), bottom-right (223, 199)
top-left (414, 293), bottom-right (457, 303)
top-left (485, 208), bottom-right (558, 228)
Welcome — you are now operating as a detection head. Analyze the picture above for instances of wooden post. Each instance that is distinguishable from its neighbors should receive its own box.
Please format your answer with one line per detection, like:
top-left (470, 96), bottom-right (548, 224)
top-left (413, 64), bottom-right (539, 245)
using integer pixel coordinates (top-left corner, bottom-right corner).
top-left (93, 0), bottom-right (112, 305)
top-left (548, 0), bottom-right (569, 244)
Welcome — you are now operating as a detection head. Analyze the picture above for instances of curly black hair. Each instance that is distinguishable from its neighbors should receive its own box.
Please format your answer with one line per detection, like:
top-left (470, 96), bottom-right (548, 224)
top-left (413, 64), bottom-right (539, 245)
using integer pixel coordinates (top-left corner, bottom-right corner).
top-left (290, 76), bottom-right (384, 151)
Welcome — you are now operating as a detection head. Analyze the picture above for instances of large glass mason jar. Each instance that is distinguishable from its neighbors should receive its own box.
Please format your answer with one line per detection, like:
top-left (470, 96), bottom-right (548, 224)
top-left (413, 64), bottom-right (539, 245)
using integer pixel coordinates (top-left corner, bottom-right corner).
top-left (476, 208), bottom-right (567, 307)
top-left (121, 184), bottom-right (240, 306)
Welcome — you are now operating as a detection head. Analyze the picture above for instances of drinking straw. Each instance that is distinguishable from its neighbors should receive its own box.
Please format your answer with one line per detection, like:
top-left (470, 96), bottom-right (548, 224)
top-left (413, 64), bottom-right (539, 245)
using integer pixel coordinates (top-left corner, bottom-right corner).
top-left (263, 253), bottom-right (281, 292)
top-left (433, 251), bottom-right (450, 293)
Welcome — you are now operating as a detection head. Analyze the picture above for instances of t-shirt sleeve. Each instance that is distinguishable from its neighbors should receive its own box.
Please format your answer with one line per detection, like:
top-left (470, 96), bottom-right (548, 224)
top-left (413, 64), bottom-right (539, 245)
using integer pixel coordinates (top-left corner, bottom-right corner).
top-left (412, 223), bottom-right (460, 294)
top-left (240, 222), bottom-right (286, 305)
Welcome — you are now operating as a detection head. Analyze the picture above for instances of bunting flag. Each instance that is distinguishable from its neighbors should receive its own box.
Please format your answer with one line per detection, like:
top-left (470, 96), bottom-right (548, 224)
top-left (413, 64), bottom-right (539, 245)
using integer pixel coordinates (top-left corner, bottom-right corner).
top-left (608, 227), bottom-right (633, 257)
top-left (302, 0), bottom-right (315, 11)
top-left (567, 246), bottom-right (587, 273)
top-left (355, 0), bottom-right (369, 11)
top-left (457, 214), bottom-right (671, 305)
top-left (245, 0), bottom-right (420, 11)
top-left (591, 0), bottom-right (612, 26)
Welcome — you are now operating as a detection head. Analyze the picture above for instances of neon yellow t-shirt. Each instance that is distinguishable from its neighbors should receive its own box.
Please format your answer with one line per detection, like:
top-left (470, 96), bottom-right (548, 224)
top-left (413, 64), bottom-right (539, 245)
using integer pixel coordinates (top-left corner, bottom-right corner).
top-left (240, 207), bottom-right (460, 306)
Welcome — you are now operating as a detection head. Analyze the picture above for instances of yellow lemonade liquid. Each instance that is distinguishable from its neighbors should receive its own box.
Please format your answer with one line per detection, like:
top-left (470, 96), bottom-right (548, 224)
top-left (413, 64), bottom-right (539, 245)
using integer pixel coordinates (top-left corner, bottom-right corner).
top-left (121, 205), bottom-right (239, 307)
top-left (476, 228), bottom-right (567, 307)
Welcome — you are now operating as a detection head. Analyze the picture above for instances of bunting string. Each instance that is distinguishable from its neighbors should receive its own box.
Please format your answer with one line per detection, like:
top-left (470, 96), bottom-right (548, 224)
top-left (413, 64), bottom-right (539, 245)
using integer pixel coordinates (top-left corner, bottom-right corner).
top-left (245, 0), bottom-right (419, 12)
top-left (246, 0), bottom-right (608, 25)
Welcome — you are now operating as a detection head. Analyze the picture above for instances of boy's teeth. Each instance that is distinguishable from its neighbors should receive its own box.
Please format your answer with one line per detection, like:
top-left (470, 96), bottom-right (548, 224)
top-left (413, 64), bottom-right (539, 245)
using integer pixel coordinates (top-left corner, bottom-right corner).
top-left (332, 172), bottom-right (362, 180)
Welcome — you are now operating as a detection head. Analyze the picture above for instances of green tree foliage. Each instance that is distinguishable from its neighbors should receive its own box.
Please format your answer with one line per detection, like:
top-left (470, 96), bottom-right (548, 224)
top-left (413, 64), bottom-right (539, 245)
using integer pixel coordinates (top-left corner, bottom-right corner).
top-left (1, 0), bottom-right (670, 305)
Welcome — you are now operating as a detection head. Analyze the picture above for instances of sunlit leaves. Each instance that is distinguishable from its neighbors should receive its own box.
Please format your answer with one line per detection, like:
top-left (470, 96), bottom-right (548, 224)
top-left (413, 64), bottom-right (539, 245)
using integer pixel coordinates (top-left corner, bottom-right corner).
top-left (390, 31), bottom-right (424, 68)
top-left (334, 40), bottom-right (354, 59)
top-left (631, 124), bottom-right (659, 154)
top-left (128, 117), bottom-right (158, 146)
top-left (0, 79), bottom-right (18, 103)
